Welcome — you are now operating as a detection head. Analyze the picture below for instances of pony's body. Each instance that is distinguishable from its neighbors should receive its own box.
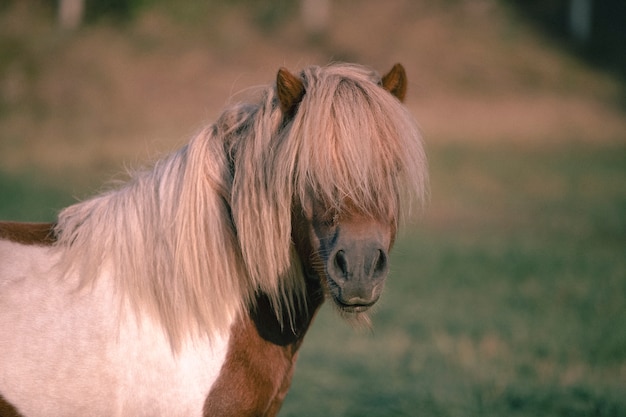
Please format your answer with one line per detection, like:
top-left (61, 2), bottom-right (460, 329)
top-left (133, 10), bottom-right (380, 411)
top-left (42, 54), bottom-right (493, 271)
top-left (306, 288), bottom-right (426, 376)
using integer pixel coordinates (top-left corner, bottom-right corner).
top-left (0, 236), bottom-right (230, 417)
top-left (0, 63), bottom-right (427, 416)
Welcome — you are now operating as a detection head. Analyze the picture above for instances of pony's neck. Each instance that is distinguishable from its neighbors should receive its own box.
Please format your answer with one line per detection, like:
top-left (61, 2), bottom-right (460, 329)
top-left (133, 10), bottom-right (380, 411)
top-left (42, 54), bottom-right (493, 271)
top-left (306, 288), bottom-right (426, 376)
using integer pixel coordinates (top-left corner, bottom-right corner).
top-left (250, 276), bottom-right (324, 347)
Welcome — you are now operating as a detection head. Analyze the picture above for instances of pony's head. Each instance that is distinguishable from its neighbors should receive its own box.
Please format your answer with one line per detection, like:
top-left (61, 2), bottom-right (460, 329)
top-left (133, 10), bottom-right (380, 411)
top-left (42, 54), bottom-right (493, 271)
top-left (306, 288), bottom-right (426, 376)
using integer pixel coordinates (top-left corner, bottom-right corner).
top-left (230, 63), bottom-right (427, 323)
top-left (278, 64), bottom-right (424, 320)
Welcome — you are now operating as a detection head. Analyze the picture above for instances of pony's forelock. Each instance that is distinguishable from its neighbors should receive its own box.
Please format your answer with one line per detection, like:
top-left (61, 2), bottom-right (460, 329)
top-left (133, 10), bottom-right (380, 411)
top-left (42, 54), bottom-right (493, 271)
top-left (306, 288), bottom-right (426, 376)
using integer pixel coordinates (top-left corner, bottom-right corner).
top-left (53, 63), bottom-right (427, 349)
top-left (291, 65), bottom-right (427, 221)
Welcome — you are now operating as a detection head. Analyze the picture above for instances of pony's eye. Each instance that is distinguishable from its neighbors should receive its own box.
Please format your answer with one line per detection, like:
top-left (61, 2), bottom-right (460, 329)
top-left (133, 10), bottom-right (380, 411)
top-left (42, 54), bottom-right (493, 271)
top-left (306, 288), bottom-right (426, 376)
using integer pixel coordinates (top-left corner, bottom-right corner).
top-left (322, 212), bottom-right (339, 228)
top-left (315, 209), bottom-right (338, 228)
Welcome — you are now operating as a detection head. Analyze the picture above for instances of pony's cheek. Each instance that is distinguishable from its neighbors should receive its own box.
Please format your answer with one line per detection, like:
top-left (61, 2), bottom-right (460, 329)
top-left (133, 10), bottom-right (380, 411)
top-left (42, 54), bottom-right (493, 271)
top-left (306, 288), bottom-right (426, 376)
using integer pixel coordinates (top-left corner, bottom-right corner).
top-left (317, 272), bottom-right (332, 297)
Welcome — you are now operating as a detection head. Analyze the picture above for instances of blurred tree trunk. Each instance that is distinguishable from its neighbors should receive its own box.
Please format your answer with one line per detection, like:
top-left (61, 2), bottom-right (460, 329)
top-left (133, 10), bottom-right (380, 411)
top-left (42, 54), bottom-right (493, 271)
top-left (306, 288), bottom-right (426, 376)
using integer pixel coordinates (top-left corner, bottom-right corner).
top-left (58, 0), bottom-right (84, 30)
top-left (569, 0), bottom-right (592, 43)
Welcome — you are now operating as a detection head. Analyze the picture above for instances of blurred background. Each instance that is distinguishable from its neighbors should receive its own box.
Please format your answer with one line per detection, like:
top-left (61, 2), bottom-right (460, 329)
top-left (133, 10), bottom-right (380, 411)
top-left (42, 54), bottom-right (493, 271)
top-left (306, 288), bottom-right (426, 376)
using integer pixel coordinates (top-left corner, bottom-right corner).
top-left (1, 0), bottom-right (625, 415)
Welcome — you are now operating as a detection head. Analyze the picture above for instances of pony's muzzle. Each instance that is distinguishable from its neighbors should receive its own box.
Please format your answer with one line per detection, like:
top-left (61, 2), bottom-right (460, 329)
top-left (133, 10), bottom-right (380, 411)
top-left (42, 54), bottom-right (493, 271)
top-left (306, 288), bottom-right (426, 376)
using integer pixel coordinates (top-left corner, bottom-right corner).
top-left (327, 244), bottom-right (389, 310)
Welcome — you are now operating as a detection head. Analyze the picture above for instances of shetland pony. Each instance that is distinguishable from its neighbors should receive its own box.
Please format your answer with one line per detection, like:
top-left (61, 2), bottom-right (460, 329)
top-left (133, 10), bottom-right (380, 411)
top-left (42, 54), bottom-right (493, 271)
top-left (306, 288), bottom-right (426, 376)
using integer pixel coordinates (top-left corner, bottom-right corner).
top-left (0, 63), bottom-right (427, 417)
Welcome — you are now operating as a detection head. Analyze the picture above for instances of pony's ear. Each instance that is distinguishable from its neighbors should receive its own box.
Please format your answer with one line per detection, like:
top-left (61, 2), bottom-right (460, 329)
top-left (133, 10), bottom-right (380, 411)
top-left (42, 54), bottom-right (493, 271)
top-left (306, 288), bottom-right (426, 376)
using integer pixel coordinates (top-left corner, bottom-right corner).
top-left (276, 67), bottom-right (305, 116)
top-left (381, 63), bottom-right (407, 102)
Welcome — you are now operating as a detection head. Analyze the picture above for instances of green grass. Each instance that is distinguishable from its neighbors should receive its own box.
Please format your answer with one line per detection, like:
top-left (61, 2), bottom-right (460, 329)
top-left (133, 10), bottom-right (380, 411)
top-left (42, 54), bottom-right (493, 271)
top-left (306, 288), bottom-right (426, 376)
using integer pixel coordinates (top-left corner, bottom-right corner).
top-left (0, 170), bottom-right (77, 221)
top-left (1, 142), bottom-right (625, 416)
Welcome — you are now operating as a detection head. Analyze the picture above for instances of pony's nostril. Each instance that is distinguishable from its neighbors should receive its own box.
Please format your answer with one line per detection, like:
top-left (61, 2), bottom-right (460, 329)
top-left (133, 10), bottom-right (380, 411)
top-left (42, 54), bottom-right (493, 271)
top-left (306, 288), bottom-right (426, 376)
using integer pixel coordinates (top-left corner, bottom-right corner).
top-left (334, 250), bottom-right (348, 277)
top-left (374, 249), bottom-right (388, 275)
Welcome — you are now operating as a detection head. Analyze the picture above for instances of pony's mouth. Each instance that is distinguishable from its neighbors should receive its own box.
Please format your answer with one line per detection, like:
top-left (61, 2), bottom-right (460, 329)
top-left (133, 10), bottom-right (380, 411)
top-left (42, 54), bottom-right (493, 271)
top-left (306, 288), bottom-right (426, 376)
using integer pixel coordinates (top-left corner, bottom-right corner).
top-left (331, 294), bottom-right (378, 313)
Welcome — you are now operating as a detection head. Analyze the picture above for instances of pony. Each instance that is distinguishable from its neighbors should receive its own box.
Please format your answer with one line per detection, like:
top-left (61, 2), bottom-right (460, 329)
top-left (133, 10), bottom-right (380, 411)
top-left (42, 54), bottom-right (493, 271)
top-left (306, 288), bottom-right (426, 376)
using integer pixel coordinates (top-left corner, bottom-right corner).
top-left (0, 62), bottom-right (427, 417)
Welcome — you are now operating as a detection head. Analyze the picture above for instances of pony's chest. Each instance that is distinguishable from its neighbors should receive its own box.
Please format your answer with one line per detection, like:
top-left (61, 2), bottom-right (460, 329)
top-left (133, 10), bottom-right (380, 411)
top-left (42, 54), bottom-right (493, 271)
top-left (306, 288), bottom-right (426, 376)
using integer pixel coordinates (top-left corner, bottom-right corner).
top-left (203, 316), bottom-right (305, 416)
top-left (108, 318), bottom-right (231, 416)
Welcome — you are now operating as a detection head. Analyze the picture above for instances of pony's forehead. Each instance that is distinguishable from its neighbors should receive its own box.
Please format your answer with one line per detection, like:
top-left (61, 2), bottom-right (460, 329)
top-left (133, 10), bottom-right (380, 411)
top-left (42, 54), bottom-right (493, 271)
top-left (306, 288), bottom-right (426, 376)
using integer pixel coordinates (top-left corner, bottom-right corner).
top-left (300, 64), bottom-right (381, 85)
top-left (298, 68), bottom-right (387, 103)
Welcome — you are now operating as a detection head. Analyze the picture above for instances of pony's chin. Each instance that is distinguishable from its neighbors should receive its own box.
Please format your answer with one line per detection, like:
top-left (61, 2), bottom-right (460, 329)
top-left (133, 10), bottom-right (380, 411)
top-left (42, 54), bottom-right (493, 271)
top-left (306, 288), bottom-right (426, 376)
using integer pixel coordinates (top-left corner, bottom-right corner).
top-left (337, 306), bottom-right (373, 329)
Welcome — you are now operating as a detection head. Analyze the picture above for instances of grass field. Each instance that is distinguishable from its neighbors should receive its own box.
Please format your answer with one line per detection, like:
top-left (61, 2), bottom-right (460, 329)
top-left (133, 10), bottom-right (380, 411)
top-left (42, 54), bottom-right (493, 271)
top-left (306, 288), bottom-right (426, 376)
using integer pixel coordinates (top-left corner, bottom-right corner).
top-left (1, 141), bottom-right (624, 416)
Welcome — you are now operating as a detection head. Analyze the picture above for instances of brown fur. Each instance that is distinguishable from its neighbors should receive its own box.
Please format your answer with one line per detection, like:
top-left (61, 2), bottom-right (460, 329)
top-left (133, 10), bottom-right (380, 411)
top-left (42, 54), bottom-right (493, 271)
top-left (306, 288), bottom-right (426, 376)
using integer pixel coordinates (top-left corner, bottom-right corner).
top-left (203, 280), bottom-right (324, 416)
top-left (0, 394), bottom-right (23, 417)
top-left (0, 222), bottom-right (56, 246)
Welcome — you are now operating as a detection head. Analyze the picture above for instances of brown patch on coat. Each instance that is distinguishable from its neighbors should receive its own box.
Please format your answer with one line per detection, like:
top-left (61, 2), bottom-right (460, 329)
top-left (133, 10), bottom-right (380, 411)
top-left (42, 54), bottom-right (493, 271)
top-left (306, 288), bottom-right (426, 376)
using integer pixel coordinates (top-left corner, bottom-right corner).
top-left (203, 278), bottom-right (324, 417)
top-left (0, 222), bottom-right (57, 246)
top-left (0, 394), bottom-right (23, 417)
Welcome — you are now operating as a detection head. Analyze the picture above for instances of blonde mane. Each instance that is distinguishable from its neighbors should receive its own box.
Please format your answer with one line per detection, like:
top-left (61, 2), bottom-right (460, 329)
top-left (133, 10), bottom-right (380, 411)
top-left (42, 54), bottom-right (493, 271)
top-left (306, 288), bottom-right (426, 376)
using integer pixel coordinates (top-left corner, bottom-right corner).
top-left (53, 63), bottom-right (427, 348)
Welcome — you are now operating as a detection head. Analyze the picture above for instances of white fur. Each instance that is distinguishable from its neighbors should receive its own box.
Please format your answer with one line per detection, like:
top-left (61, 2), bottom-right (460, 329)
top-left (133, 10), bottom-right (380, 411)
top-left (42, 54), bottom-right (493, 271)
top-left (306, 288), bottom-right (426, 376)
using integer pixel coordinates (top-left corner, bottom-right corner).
top-left (0, 240), bottom-right (230, 417)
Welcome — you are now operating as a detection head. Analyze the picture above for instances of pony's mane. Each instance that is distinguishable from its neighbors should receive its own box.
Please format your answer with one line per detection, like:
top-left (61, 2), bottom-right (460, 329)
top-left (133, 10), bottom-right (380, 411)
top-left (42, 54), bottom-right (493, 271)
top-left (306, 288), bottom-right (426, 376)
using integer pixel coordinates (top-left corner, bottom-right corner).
top-left (53, 63), bottom-right (427, 349)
